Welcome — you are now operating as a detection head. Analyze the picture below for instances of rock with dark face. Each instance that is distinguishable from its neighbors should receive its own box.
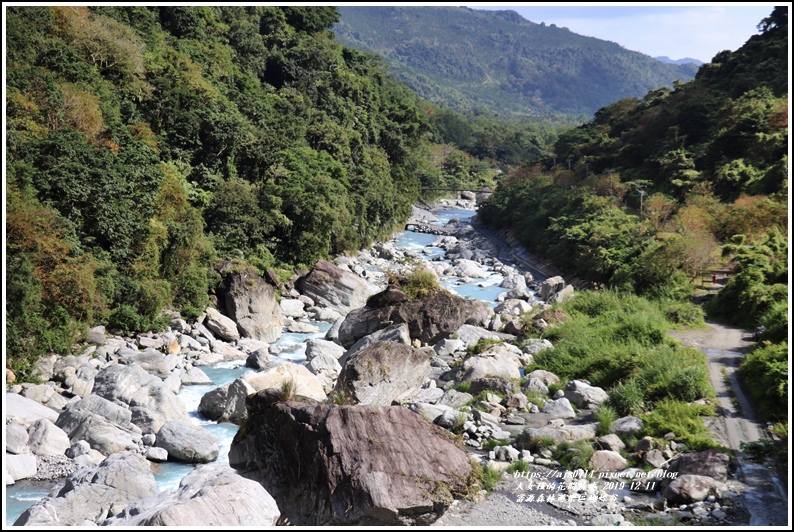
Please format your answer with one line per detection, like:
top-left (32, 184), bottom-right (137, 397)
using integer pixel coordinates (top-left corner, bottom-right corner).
top-left (229, 397), bottom-right (474, 526)
top-left (338, 289), bottom-right (489, 348)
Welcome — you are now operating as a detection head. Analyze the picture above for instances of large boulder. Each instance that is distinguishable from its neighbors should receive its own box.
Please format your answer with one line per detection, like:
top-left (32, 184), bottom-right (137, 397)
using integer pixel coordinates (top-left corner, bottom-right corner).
top-left (155, 421), bottom-right (219, 464)
top-left (14, 452), bottom-right (159, 526)
top-left (667, 451), bottom-right (730, 482)
top-left (459, 344), bottom-right (523, 382)
top-left (297, 260), bottom-right (379, 315)
top-left (91, 363), bottom-right (189, 429)
top-left (338, 290), bottom-right (488, 349)
top-left (229, 399), bottom-right (474, 525)
top-left (589, 450), bottom-right (628, 472)
top-left (663, 475), bottom-right (727, 505)
top-left (216, 262), bottom-right (284, 343)
top-left (539, 398), bottom-right (577, 419)
top-left (305, 338), bottom-right (345, 361)
top-left (203, 307), bottom-right (240, 342)
top-left (56, 395), bottom-right (141, 455)
top-left (564, 380), bottom-right (609, 410)
top-left (244, 364), bottom-right (327, 402)
top-left (520, 423), bottom-right (598, 444)
top-left (6, 422), bottom-right (30, 454)
top-left (454, 324), bottom-right (514, 349)
top-left (5, 453), bottom-right (37, 481)
top-left (342, 323), bottom-right (411, 363)
top-left (199, 378), bottom-right (257, 425)
top-left (610, 416), bottom-right (643, 437)
top-left (27, 418), bottom-right (70, 456)
top-left (117, 348), bottom-right (175, 379)
top-left (103, 464), bottom-right (280, 526)
top-left (335, 342), bottom-right (430, 406)
top-left (5, 392), bottom-right (60, 425)
top-left (539, 276), bottom-right (565, 301)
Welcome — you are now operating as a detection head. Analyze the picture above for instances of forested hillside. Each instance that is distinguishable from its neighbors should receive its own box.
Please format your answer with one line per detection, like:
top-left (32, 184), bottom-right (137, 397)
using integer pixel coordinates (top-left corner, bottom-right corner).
top-left (334, 6), bottom-right (698, 118)
top-left (479, 8), bottom-right (788, 423)
top-left (4, 6), bottom-right (516, 376)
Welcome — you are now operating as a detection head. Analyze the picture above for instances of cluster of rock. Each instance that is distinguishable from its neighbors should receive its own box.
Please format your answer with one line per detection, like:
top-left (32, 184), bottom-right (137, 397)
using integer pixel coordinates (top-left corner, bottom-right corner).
top-left (6, 200), bottom-right (738, 527)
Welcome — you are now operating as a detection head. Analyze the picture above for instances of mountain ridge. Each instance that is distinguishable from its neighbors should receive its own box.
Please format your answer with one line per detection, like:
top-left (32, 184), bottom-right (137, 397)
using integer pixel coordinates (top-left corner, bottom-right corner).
top-left (334, 6), bottom-right (698, 118)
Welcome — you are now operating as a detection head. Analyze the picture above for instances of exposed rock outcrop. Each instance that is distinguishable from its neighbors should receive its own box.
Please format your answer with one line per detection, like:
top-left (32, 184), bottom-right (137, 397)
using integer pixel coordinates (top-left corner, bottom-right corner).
top-left (103, 464), bottom-right (280, 526)
top-left (338, 289), bottom-right (488, 348)
top-left (14, 452), bottom-right (159, 526)
top-left (216, 261), bottom-right (284, 343)
top-left (229, 398), bottom-right (473, 525)
top-left (297, 260), bottom-right (379, 316)
top-left (334, 342), bottom-right (430, 406)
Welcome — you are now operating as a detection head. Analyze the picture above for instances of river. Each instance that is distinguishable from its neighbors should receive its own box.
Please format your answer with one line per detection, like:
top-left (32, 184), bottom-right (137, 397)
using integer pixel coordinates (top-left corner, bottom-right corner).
top-left (5, 201), bottom-right (530, 525)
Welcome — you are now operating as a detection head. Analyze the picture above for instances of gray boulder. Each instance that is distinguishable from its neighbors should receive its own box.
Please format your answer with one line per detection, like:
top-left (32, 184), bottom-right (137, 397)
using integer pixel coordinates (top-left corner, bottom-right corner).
top-left (103, 464), bottom-right (280, 526)
top-left (305, 338), bottom-right (345, 361)
top-left (433, 337), bottom-right (465, 357)
top-left (454, 324), bottom-right (514, 349)
top-left (229, 399), bottom-right (473, 525)
top-left (663, 475), bottom-right (727, 505)
top-left (589, 450), bottom-right (628, 472)
top-left (56, 395), bottom-right (141, 455)
top-left (564, 380), bottom-right (608, 409)
top-left (245, 348), bottom-right (270, 370)
top-left (155, 421), bottom-right (219, 464)
top-left (610, 416), bottom-right (644, 437)
top-left (180, 366), bottom-right (213, 386)
top-left (6, 453), bottom-right (37, 481)
top-left (6, 422), bottom-right (30, 454)
top-left (539, 276), bottom-right (565, 301)
top-left (520, 423), bottom-right (598, 444)
top-left (86, 326), bottom-right (107, 345)
top-left (92, 363), bottom-right (189, 428)
top-left (20, 383), bottom-right (68, 410)
top-left (522, 378), bottom-right (550, 395)
top-left (335, 342), bottom-right (430, 406)
top-left (117, 348), bottom-right (175, 379)
top-left (342, 323), bottom-right (411, 363)
top-left (14, 452), bottom-right (159, 526)
top-left (198, 384), bottom-right (230, 421)
top-left (5, 392), bottom-right (60, 425)
top-left (27, 418), bottom-right (70, 456)
top-left (203, 307), bottom-right (240, 342)
top-left (298, 260), bottom-right (379, 315)
top-left (596, 434), bottom-right (625, 452)
top-left (540, 398), bottom-right (576, 419)
top-left (668, 451), bottom-right (730, 482)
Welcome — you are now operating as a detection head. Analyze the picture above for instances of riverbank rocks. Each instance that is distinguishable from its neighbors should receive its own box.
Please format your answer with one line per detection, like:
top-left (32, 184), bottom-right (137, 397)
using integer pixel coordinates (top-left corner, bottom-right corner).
top-left (27, 419), bottom-right (70, 456)
top-left (216, 261), bottom-right (283, 343)
top-left (244, 363), bottom-right (327, 402)
top-left (539, 276), bottom-right (566, 301)
top-left (338, 289), bottom-right (488, 348)
top-left (203, 307), bottom-right (240, 342)
top-left (589, 450), bottom-right (628, 472)
top-left (459, 344), bottom-right (523, 382)
top-left (335, 342), bottom-right (430, 406)
top-left (520, 423), bottom-right (598, 444)
top-left (229, 400), bottom-right (473, 525)
top-left (91, 364), bottom-right (189, 432)
top-left (103, 464), bottom-right (280, 526)
top-left (6, 392), bottom-right (60, 425)
top-left (56, 395), bottom-right (141, 455)
top-left (14, 452), bottom-right (159, 526)
top-left (297, 260), bottom-right (379, 315)
top-left (6, 453), bottom-right (38, 482)
top-left (668, 451), bottom-right (730, 482)
top-left (155, 421), bottom-right (219, 463)
top-left (540, 398), bottom-right (577, 419)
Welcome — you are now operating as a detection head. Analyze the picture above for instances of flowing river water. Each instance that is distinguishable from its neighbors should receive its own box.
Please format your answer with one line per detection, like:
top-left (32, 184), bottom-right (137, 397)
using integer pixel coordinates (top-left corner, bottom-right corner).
top-left (6, 203), bottom-right (518, 525)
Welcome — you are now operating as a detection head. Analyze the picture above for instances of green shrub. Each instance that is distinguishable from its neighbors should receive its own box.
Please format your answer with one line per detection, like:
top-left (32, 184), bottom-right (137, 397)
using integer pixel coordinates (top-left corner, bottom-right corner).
top-left (607, 378), bottom-right (646, 416)
top-left (594, 404), bottom-right (617, 436)
top-left (471, 462), bottom-right (503, 493)
top-left (506, 460), bottom-right (530, 474)
top-left (454, 381), bottom-right (472, 394)
top-left (402, 266), bottom-right (441, 300)
top-left (483, 438), bottom-right (510, 451)
top-left (640, 399), bottom-right (720, 451)
top-left (661, 301), bottom-right (705, 327)
top-left (556, 439), bottom-right (595, 470)
top-left (740, 342), bottom-right (788, 421)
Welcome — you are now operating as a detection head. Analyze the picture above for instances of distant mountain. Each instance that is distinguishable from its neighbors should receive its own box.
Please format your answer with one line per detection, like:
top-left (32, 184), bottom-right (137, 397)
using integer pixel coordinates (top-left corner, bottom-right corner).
top-left (655, 55), bottom-right (704, 66)
top-left (334, 6), bottom-right (698, 118)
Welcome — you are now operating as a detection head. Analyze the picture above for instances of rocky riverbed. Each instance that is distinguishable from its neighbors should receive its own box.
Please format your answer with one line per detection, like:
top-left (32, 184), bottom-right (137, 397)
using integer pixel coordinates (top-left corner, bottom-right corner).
top-left (5, 198), bottom-right (780, 527)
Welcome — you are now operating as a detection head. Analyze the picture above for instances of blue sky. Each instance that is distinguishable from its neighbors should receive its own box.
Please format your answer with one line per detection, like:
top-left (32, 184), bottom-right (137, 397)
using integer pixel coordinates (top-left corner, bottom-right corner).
top-left (466, 4), bottom-right (777, 63)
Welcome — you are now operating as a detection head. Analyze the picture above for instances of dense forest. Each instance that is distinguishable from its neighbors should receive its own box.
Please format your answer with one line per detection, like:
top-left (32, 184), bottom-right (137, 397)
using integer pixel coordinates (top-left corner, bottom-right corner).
top-left (479, 8), bottom-right (789, 424)
top-left (5, 6), bottom-right (562, 377)
top-left (334, 6), bottom-right (698, 118)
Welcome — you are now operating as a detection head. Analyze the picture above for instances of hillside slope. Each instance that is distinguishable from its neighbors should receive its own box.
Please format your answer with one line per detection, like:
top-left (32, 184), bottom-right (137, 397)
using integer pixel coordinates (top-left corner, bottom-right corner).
top-left (334, 6), bottom-right (697, 118)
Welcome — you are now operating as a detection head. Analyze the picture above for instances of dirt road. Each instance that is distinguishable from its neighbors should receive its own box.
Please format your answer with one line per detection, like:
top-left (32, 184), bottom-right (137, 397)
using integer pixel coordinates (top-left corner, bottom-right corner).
top-left (670, 321), bottom-right (789, 526)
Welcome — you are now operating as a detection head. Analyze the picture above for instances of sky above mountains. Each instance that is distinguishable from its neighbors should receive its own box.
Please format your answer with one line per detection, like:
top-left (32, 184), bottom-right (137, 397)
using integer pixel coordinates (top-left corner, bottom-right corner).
top-left (467, 4), bottom-right (776, 63)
